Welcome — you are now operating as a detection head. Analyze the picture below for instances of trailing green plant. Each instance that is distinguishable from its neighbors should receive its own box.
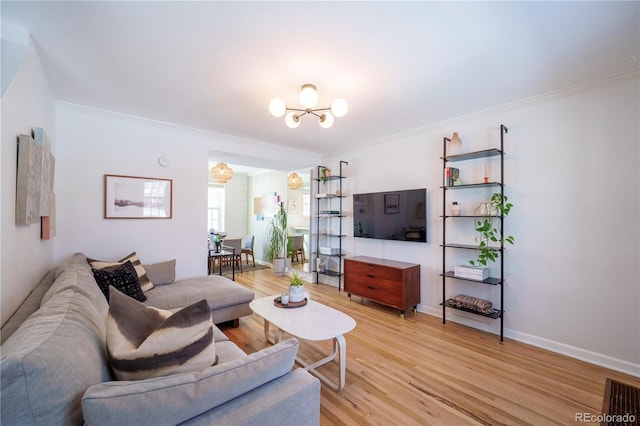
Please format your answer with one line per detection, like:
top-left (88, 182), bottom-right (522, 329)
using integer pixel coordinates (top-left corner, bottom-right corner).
top-left (266, 202), bottom-right (288, 262)
top-left (469, 193), bottom-right (514, 266)
top-left (290, 272), bottom-right (303, 286)
top-left (320, 166), bottom-right (331, 184)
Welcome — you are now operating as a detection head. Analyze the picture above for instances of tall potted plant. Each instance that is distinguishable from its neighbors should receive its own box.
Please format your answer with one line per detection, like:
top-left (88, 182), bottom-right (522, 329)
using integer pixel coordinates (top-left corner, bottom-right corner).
top-left (266, 202), bottom-right (288, 276)
top-left (469, 193), bottom-right (514, 267)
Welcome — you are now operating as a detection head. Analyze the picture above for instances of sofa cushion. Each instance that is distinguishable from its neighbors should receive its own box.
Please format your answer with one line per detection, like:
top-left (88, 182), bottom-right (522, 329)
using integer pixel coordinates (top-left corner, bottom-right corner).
top-left (1, 286), bottom-right (112, 425)
top-left (143, 259), bottom-right (176, 285)
top-left (88, 252), bottom-right (154, 292)
top-left (92, 261), bottom-right (146, 302)
top-left (82, 338), bottom-right (299, 426)
top-left (107, 289), bottom-right (216, 381)
top-left (144, 274), bottom-right (254, 312)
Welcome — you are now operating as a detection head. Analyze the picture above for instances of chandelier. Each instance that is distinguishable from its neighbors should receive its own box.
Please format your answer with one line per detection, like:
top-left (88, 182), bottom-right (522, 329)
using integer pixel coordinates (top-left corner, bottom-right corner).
top-left (287, 172), bottom-right (303, 190)
top-left (210, 162), bottom-right (233, 183)
top-left (269, 84), bottom-right (348, 129)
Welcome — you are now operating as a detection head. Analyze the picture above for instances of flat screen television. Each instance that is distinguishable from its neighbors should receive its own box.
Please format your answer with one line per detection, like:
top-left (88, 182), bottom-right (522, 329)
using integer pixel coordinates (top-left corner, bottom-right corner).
top-left (353, 188), bottom-right (427, 242)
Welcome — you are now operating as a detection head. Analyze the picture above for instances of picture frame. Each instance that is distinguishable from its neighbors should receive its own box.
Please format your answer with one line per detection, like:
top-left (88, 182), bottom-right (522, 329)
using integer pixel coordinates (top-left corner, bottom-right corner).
top-left (104, 174), bottom-right (172, 219)
top-left (384, 194), bottom-right (399, 214)
top-left (288, 198), bottom-right (298, 214)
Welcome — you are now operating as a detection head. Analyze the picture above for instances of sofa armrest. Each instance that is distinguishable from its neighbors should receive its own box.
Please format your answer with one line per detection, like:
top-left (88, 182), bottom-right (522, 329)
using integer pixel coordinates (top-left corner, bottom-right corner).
top-left (82, 339), bottom-right (299, 426)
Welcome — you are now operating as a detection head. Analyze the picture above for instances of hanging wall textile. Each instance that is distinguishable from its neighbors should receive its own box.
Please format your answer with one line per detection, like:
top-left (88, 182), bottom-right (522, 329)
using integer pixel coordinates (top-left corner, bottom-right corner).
top-left (16, 128), bottom-right (56, 231)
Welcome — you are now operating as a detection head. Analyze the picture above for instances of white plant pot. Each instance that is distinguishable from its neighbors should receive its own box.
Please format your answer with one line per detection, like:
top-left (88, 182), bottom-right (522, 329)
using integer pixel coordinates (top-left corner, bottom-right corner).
top-left (272, 258), bottom-right (285, 276)
top-left (289, 285), bottom-right (305, 303)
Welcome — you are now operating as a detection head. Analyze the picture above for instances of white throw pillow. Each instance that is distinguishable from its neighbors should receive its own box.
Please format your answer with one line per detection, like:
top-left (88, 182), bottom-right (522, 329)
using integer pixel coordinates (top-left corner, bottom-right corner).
top-left (106, 288), bottom-right (216, 381)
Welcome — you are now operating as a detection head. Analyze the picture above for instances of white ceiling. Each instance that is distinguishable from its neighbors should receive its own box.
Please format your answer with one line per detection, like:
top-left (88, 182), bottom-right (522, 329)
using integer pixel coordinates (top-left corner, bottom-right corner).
top-left (3, 1), bottom-right (639, 164)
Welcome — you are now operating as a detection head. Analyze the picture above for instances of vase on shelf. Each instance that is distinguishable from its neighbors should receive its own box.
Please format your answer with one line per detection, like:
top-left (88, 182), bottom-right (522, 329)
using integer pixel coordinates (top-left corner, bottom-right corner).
top-left (448, 132), bottom-right (463, 155)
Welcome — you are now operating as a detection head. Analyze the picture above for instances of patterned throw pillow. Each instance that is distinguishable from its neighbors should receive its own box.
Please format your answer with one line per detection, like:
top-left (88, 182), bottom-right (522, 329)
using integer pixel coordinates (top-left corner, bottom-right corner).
top-left (106, 288), bottom-right (216, 381)
top-left (92, 261), bottom-right (146, 302)
top-left (88, 252), bottom-right (154, 292)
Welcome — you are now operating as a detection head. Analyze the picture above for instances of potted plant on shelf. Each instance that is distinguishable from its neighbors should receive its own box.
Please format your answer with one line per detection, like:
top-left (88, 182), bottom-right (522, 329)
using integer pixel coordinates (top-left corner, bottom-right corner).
top-left (266, 202), bottom-right (288, 276)
top-left (469, 193), bottom-right (514, 266)
top-left (289, 271), bottom-right (305, 303)
top-left (320, 166), bottom-right (331, 184)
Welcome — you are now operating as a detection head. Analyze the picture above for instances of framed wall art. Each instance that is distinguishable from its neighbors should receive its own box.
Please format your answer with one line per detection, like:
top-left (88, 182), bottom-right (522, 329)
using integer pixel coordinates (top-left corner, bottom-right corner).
top-left (104, 174), bottom-right (172, 219)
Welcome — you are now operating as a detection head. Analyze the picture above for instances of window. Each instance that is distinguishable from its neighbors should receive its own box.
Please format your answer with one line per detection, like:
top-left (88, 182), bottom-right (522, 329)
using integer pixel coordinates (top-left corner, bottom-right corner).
top-left (208, 184), bottom-right (225, 232)
top-left (302, 192), bottom-right (311, 217)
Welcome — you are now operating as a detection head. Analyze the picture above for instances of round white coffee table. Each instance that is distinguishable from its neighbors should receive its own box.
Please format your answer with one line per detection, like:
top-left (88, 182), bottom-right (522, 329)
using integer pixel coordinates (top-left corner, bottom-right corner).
top-left (249, 295), bottom-right (356, 391)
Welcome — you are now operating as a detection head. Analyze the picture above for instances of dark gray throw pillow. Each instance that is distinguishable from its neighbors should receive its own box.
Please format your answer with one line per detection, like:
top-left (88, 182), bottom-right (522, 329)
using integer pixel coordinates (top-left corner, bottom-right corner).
top-left (92, 260), bottom-right (146, 302)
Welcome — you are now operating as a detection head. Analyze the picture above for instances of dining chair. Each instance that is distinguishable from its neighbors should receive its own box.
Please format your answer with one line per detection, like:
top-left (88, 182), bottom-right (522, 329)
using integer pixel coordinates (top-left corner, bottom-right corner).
top-left (222, 237), bottom-right (243, 273)
top-left (290, 234), bottom-right (305, 264)
top-left (241, 235), bottom-right (255, 267)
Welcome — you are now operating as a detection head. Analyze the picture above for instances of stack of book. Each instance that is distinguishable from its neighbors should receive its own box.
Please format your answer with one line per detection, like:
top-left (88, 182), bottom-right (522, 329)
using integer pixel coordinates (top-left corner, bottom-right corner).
top-left (320, 210), bottom-right (340, 215)
top-left (444, 167), bottom-right (461, 186)
top-left (454, 265), bottom-right (489, 280)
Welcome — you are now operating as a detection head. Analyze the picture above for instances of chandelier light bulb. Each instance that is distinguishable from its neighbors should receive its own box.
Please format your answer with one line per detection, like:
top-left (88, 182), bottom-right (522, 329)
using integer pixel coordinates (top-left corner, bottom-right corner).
top-left (319, 112), bottom-right (334, 128)
top-left (285, 112), bottom-right (300, 128)
top-left (269, 98), bottom-right (286, 117)
top-left (299, 84), bottom-right (318, 109)
top-left (331, 98), bottom-right (348, 117)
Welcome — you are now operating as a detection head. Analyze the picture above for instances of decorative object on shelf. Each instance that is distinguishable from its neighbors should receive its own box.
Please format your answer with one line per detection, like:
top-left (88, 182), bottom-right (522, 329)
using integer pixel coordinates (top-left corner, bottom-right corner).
top-left (266, 202), bottom-right (289, 276)
top-left (448, 132), bottom-right (463, 155)
top-left (445, 294), bottom-right (495, 315)
top-left (280, 293), bottom-right (289, 305)
top-left (470, 193), bottom-right (514, 266)
top-left (269, 84), bottom-right (348, 128)
top-left (289, 272), bottom-right (305, 303)
top-left (287, 172), bottom-right (302, 190)
top-left (483, 162), bottom-right (489, 184)
top-left (320, 166), bottom-right (331, 184)
top-left (210, 162), bottom-right (233, 183)
top-left (451, 201), bottom-right (461, 216)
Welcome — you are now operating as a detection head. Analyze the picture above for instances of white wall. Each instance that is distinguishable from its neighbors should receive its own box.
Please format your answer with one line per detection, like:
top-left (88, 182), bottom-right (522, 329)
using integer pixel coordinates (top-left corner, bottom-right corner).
top-left (1, 45), bottom-right (56, 326)
top-left (325, 71), bottom-right (640, 375)
top-left (53, 103), bottom-right (320, 282)
top-left (220, 172), bottom-right (248, 238)
top-left (247, 170), bottom-right (289, 264)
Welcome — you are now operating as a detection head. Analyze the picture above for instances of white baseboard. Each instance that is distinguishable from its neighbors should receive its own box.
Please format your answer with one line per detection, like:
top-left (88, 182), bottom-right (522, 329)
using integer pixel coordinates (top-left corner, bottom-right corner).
top-left (417, 306), bottom-right (639, 377)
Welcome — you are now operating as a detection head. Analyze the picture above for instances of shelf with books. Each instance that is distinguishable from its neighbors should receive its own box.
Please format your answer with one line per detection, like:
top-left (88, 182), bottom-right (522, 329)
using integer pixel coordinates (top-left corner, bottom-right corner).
top-left (440, 271), bottom-right (503, 285)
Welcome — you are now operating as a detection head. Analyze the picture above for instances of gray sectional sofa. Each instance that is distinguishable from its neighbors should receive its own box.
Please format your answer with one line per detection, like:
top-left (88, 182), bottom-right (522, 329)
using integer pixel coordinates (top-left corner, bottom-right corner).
top-left (0, 253), bottom-right (321, 425)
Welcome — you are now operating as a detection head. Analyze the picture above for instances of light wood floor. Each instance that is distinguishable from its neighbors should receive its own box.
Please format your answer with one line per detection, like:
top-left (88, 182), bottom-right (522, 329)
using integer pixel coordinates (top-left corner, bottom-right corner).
top-left (220, 268), bottom-right (639, 425)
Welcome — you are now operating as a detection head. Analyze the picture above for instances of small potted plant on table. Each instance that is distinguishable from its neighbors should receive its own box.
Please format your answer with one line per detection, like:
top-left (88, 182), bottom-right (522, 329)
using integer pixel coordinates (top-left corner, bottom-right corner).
top-left (289, 272), bottom-right (305, 303)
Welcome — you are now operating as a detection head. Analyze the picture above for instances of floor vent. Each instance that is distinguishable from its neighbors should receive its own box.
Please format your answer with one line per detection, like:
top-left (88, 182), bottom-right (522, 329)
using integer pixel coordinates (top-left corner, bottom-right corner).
top-left (601, 378), bottom-right (639, 426)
